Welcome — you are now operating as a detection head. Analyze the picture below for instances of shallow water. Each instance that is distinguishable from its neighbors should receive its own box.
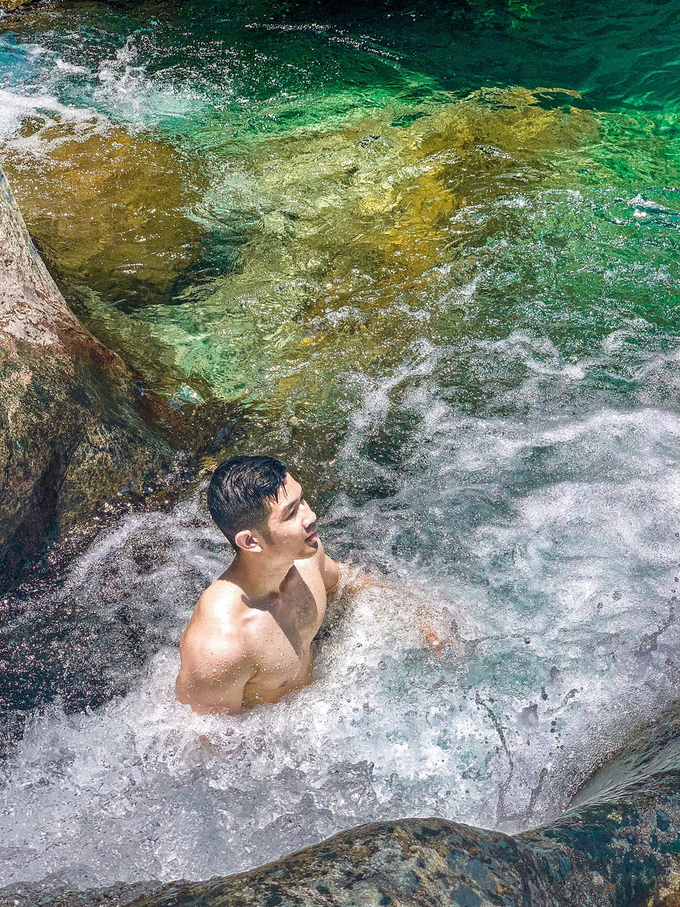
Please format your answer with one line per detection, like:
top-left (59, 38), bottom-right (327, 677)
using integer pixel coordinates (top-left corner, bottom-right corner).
top-left (1, 0), bottom-right (680, 894)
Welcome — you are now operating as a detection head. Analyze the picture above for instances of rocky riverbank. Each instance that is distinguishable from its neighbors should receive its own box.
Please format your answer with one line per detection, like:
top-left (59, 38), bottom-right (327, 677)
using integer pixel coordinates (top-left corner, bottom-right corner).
top-left (0, 167), bottom-right (172, 590)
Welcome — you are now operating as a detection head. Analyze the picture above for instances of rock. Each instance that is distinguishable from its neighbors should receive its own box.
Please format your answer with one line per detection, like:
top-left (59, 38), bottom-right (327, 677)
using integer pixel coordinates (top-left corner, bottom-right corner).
top-left (2, 116), bottom-right (245, 449)
top-left (1, 118), bottom-right (209, 383)
top-left (9, 700), bottom-right (680, 907)
top-left (0, 0), bottom-right (31, 11)
top-left (120, 786), bottom-right (680, 906)
top-left (11, 796), bottom-right (680, 906)
top-left (0, 166), bottom-right (172, 592)
top-left (2, 119), bottom-right (208, 311)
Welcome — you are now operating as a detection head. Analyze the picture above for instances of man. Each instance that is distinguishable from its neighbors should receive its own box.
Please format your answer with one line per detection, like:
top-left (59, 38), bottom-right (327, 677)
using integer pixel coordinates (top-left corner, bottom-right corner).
top-left (176, 455), bottom-right (341, 715)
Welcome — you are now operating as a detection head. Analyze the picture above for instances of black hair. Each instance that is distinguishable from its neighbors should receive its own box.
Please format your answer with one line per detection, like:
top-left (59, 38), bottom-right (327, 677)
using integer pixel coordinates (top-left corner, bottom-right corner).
top-left (207, 455), bottom-right (288, 549)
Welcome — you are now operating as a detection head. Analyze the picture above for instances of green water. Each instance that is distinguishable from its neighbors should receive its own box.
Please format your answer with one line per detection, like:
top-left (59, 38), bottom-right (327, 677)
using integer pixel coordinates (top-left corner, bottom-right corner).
top-left (4, 3), bottom-right (680, 886)
top-left (1, 0), bottom-right (680, 469)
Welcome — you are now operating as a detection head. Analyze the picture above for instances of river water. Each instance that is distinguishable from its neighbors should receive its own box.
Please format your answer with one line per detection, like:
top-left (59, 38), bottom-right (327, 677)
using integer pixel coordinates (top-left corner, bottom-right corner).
top-left (1, 0), bottom-right (680, 895)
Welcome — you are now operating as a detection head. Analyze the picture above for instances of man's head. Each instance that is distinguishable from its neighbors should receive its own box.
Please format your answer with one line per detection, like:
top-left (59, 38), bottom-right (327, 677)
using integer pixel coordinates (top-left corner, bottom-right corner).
top-left (207, 455), bottom-right (318, 560)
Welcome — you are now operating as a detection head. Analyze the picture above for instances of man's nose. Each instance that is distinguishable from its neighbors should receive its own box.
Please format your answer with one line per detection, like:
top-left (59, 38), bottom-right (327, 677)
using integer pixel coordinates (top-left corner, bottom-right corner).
top-left (303, 502), bottom-right (317, 526)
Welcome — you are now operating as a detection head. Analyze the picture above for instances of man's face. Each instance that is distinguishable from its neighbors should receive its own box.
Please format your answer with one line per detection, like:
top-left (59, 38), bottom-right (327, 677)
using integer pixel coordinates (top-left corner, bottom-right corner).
top-left (261, 473), bottom-right (319, 561)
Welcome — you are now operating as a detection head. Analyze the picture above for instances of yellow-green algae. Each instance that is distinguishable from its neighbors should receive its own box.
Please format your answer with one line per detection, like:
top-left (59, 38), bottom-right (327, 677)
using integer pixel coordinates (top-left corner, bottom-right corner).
top-left (2, 86), bottom-right (599, 421)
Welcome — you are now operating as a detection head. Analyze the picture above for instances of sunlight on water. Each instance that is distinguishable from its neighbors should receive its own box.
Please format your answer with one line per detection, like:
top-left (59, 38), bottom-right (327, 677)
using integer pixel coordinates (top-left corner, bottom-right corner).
top-left (1, 0), bottom-right (680, 895)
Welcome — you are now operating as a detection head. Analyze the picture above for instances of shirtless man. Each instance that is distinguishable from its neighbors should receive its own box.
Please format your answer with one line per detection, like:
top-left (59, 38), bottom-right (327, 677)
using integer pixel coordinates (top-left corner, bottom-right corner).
top-left (176, 455), bottom-right (340, 715)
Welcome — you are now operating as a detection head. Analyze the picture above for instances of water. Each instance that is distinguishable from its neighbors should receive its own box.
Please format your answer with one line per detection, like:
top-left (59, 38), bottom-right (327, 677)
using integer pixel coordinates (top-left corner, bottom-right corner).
top-left (2, 339), bottom-right (680, 890)
top-left (1, 0), bottom-right (680, 895)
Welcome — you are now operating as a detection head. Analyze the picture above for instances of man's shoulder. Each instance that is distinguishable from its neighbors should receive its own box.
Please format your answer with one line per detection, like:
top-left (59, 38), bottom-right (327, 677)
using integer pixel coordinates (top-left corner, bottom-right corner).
top-left (197, 576), bottom-right (246, 615)
top-left (181, 580), bottom-right (251, 660)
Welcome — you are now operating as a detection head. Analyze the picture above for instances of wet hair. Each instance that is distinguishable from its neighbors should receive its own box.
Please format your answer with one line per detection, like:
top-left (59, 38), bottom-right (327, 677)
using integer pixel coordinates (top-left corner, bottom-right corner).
top-left (207, 455), bottom-right (288, 549)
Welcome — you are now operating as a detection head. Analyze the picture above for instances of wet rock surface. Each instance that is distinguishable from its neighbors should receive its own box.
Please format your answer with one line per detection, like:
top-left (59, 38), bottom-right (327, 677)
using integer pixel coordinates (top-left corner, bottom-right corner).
top-left (7, 704), bottom-right (680, 907)
top-left (6, 792), bottom-right (680, 907)
top-left (120, 788), bottom-right (680, 907)
top-left (0, 166), bottom-right (172, 590)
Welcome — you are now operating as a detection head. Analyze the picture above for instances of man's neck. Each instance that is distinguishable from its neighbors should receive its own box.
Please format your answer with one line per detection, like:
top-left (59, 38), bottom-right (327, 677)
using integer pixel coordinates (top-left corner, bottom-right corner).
top-left (228, 552), bottom-right (294, 601)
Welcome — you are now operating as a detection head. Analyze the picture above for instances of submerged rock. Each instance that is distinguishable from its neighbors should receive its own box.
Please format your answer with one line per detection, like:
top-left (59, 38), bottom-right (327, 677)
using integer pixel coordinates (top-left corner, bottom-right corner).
top-left (1, 118), bottom-right (210, 387)
top-left (2, 120), bottom-right (207, 310)
top-left (2, 85), bottom-right (598, 424)
top-left (0, 166), bottom-right (172, 591)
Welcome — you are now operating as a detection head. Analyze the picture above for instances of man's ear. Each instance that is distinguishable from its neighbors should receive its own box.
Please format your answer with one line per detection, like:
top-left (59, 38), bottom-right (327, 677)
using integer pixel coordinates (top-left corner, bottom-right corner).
top-left (234, 529), bottom-right (262, 553)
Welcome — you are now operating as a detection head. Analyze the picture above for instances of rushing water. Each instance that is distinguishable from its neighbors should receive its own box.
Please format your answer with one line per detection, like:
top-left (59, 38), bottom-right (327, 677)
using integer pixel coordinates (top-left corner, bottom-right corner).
top-left (1, 0), bottom-right (680, 896)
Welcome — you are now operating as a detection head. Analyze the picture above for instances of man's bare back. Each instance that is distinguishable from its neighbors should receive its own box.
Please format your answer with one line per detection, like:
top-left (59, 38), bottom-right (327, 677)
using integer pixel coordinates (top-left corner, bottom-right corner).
top-left (176, 458), bottom-right (339, 715)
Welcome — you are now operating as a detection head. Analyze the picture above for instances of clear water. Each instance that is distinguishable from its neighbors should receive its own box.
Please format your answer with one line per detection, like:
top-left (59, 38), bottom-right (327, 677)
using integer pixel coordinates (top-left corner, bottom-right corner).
top-left (1, 0), bottom-right (680, 894)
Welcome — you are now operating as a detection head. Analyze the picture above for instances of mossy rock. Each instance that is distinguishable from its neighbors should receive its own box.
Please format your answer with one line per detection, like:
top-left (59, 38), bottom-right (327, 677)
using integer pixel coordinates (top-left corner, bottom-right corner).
top-left (0, 167), bottom-right (172, 591)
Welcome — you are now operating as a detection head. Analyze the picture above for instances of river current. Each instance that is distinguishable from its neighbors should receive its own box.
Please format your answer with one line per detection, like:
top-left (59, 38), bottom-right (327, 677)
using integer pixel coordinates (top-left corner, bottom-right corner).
top-left (1, 0), bottom-right (680, 896)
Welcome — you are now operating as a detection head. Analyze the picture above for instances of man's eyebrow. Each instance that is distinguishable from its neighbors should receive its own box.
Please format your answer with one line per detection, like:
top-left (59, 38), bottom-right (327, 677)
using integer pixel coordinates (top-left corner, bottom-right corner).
top-left (282, 495), bottom-right (302, 517)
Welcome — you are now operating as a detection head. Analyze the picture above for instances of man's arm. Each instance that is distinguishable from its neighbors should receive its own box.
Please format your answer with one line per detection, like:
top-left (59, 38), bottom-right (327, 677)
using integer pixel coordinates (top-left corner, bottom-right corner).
top-left (317, 538), bottom-right (340, 596)
top-left (327, 563), bottom-right (461, 657)
top-left (176, 631), bottom-right (256, 716)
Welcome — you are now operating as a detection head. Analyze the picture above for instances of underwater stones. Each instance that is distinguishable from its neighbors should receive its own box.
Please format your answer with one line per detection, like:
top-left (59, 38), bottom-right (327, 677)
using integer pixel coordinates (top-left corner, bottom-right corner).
top-left (1, 119), bottom-right (207, 313)
top-left (131, 85), bottom-right (600, 419)
top-left (240, 85), bottom-right (596, 287)
top-left (0, 118), bottom-right (243, 448)
top-left (0, 166), bottom-right (171, 591)
top-left (0, 83), bottom-right (601, 433)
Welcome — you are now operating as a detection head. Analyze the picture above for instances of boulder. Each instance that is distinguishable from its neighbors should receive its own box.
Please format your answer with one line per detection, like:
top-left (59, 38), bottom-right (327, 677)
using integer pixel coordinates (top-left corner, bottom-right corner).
top-left (9, 785), bottom-right (680, 907)
top-left (0, 166), bottom-right (172, 591)
top-left (121, 780), bottom-right (680, 907)
top-left (2, 119), bottom-right (208, 317)
top-left (9, 703), bottom-right (680, 907)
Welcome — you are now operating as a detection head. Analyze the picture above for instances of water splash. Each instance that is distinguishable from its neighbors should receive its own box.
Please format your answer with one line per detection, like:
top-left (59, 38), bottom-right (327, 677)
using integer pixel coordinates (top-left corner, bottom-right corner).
top-left (1, 0), bottom-right (680, 895)
top-left (2, 330), bottom-right (680, 890)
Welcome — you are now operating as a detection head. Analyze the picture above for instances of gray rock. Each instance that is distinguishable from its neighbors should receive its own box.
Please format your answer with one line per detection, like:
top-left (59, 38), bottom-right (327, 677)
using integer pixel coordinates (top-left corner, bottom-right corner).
top-left (0, 166), bottom-right (172, 590)
top-left (8, 703), bottom-right (680, 907)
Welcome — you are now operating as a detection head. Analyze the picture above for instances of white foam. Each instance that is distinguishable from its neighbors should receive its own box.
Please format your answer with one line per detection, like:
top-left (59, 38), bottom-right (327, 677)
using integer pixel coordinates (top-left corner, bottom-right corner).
top-left (0, 88), bottom-right (110, 154)
top-left (0, 33), bottom-right (204, 150)
top-left (91, 37), bottom-right (208, 130)
top-left (2, 332), bottom-right (680, 888)
top-left (0, 89), bottom-right (62, 136)
top-left (55, 58), bottom-right (87, 74)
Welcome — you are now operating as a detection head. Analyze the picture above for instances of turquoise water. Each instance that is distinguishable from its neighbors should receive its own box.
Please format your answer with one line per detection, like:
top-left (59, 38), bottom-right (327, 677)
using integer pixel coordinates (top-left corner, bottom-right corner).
top-left (1, 0), bottom-right (680, 425)
top-left (1, 0), bottom-right (680, 894)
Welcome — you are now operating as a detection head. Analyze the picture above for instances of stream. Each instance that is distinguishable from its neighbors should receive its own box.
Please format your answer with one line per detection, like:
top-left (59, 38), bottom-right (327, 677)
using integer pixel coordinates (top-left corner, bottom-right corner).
top-left (1, 0), bottom-right (680, 895)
